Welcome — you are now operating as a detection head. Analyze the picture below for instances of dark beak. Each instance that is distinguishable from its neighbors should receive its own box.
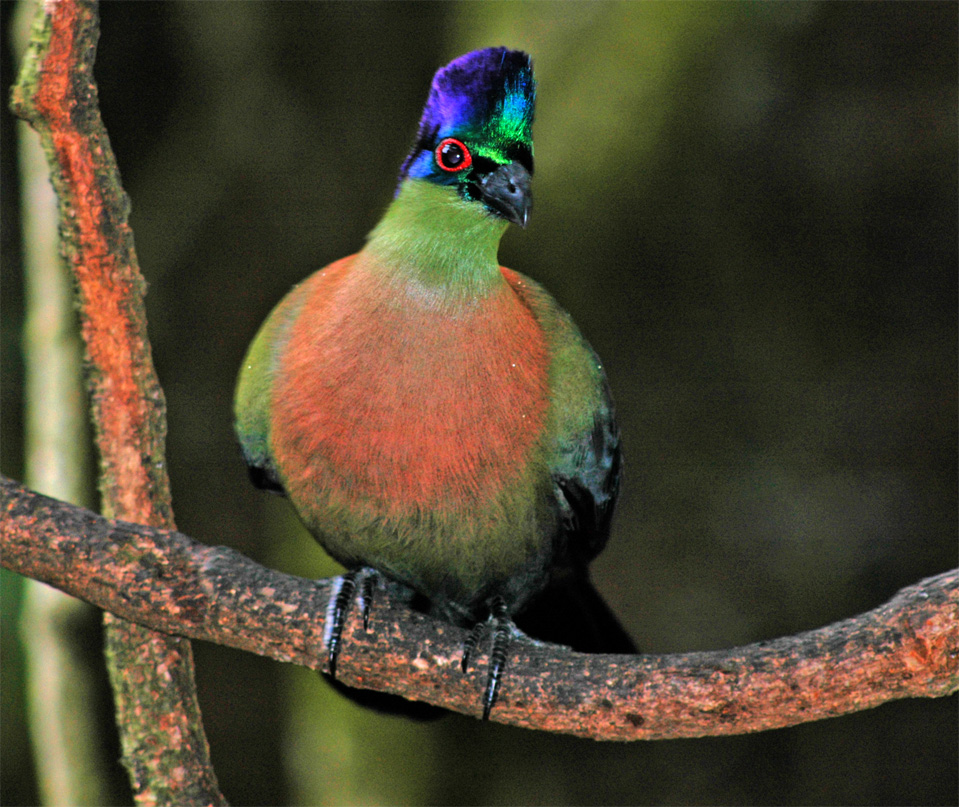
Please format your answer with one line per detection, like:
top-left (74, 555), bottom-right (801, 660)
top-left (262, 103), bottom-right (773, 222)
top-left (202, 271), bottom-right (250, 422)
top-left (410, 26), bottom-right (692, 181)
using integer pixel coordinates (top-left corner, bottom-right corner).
top-left (477, 162), bottom-right (532, 227)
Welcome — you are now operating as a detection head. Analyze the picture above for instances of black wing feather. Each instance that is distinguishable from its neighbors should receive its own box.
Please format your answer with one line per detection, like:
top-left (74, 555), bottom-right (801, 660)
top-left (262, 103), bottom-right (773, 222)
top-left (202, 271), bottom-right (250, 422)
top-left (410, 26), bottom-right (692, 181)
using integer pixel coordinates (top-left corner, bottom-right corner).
top-left (553, 377), bottom-right (622, 565)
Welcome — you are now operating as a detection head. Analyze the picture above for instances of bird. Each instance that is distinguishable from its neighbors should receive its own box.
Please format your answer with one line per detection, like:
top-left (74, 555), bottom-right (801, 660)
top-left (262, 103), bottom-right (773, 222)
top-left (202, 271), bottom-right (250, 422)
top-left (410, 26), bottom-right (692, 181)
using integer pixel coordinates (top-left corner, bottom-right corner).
top-left (234, 46), bottom-right (634, 720)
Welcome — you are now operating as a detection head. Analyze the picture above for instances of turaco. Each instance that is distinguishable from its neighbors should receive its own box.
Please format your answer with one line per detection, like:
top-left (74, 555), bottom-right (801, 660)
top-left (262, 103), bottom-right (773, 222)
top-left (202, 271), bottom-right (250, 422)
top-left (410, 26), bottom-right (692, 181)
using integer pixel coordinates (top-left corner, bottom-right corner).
top-left (235, 46), bottom-right (634, 720)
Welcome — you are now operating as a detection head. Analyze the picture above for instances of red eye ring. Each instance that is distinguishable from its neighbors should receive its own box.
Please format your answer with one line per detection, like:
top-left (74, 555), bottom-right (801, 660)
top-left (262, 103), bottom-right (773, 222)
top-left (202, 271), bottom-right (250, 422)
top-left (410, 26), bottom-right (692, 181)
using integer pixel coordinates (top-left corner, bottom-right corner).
top-left (435, 138), bottom-right (472, 172)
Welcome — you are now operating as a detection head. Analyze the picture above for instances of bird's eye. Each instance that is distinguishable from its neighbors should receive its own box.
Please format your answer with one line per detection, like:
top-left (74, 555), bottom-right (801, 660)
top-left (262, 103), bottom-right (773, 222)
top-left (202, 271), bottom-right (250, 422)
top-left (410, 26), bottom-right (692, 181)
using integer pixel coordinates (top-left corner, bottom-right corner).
top-left (435, 138), bottom-right (472, 172)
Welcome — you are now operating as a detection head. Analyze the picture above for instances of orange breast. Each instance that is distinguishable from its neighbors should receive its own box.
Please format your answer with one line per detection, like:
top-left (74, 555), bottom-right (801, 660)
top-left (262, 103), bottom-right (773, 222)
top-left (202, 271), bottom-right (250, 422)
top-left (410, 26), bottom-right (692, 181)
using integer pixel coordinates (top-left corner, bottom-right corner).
top-left (272, 256), bottom-right (550, 516)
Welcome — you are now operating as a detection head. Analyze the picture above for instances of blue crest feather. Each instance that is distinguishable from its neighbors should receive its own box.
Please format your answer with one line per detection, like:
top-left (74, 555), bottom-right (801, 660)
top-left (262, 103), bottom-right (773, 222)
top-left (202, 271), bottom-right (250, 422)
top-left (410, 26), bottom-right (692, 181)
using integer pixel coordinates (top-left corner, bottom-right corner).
top-left (399, 47), bottom-right (535, 185)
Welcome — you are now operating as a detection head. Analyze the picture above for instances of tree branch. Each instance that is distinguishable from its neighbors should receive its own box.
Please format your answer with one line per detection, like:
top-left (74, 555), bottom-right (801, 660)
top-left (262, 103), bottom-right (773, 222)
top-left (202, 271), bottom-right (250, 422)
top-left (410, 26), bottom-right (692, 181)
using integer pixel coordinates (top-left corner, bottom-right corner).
top-left (9, 1), bottom-right (223, 803)
top-left (12, 0), bottom-right (107, 796)
top-left (4, 474), bottom-right (956, 741)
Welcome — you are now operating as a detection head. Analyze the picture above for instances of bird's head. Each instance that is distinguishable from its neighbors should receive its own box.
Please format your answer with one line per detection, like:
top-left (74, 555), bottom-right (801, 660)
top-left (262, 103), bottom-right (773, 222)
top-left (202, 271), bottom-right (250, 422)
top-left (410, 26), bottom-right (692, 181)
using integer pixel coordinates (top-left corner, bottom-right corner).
top-left (398, 47), bottom-right (535, 228)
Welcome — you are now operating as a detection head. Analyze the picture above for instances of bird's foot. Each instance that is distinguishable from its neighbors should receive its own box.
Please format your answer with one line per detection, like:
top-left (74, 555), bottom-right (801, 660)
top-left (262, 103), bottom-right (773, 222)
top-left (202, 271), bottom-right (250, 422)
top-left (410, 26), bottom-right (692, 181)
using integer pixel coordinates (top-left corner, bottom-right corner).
top-left (461, 596), bottom-right (517, 720)
top-left (324, 567), bottom-right (378, 678)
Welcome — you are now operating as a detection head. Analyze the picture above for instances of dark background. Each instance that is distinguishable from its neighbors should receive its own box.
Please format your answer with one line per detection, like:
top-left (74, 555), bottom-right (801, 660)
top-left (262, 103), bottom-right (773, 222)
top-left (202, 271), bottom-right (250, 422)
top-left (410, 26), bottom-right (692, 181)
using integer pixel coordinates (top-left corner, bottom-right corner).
top-left (2, 2), bottom-right (956, 805)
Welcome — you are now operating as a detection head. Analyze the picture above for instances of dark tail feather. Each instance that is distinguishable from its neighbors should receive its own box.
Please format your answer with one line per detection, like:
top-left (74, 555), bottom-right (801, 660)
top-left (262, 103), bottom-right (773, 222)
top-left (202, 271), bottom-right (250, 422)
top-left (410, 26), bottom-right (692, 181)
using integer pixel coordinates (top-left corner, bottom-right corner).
top-left (321, 673), bottom-right (446, 721)
top-left (514, 571), bottom-right (637, 655)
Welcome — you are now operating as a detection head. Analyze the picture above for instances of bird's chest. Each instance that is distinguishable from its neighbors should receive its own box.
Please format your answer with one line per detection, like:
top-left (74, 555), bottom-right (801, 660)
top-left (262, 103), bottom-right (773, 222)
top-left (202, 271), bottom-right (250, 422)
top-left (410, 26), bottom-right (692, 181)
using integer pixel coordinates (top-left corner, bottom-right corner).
top-left (273, 272), bottom-right (551, 514)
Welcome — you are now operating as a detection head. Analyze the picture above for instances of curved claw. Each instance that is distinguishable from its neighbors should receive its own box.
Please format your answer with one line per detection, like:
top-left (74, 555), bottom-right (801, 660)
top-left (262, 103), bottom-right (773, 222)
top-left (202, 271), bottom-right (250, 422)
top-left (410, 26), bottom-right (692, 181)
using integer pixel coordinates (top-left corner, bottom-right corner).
top-left (359, 572), bottom-right (376, 630)
top-left (459, 598), bottom-right (512, 720)
top-left (324, 568), bottom-right (379, 678)
top-left (482, 597), bottom-right (511, 720)
top-left (461, 621), bottom-right (485, 673)
top-left (325, 571), bottom-right (359, 678)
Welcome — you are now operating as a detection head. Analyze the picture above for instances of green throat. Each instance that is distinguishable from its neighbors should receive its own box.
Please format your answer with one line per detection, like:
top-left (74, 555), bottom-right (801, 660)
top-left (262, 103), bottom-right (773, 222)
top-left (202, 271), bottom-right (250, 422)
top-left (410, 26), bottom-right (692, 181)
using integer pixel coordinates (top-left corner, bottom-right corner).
top-left (363, 180), bottom-right (510, 300)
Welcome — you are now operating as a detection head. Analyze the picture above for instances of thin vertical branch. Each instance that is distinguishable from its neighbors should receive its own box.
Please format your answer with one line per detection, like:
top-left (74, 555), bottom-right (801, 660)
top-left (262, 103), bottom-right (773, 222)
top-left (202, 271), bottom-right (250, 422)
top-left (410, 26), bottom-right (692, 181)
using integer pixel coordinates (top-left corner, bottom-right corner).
top-left (12, 0), bottom-right (106, 801)
top-left (9, 1), bottom-right (225, 804)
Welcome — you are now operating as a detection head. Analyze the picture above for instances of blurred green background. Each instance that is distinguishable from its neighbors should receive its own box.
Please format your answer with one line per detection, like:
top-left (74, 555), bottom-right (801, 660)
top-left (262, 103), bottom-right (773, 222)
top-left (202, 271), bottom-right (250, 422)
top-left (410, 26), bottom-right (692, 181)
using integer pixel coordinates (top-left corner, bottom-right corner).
top-left (2, 2), bottom-right (956, 805)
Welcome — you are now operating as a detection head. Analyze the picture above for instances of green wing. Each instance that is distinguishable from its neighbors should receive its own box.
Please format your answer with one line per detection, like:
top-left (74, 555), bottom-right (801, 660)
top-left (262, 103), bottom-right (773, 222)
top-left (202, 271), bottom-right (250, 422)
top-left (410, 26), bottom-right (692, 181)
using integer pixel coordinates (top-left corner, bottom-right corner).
top-left (234, 283), bottom-right (308, 494)
top-left (505, 270), bottom-right (622, 562)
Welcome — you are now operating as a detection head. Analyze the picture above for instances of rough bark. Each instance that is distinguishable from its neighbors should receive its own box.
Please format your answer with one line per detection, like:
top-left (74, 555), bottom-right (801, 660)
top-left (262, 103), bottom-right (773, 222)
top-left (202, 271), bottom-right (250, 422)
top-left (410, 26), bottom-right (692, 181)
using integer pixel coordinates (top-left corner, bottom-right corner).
top-left (9, 1), bottom-right (223, 803)
top-left (4, 475), bottom-right (956, 741)
top-left (13, 0), bottom-right (108, 797)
